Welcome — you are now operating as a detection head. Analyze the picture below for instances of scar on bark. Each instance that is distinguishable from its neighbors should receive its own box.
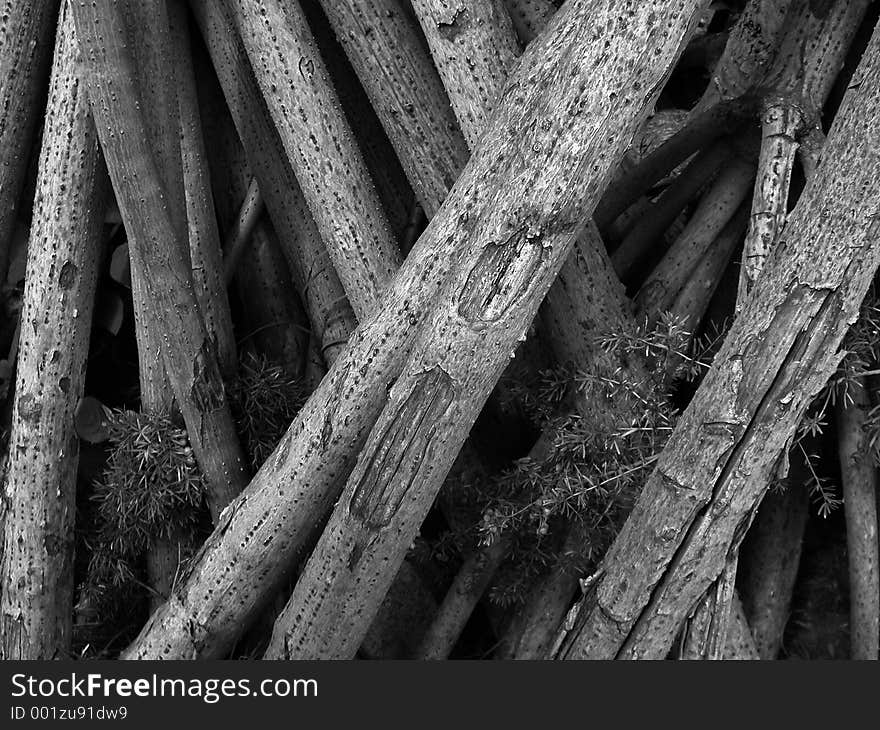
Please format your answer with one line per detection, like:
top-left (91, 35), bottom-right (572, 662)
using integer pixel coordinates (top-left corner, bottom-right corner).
top-left (349, 367), bottom-right (455, 529)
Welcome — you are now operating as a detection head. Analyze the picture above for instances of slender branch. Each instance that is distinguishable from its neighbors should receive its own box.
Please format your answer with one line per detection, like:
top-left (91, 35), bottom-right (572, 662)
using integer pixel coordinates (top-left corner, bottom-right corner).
top-left (835, 378), bottom-right (880, 659)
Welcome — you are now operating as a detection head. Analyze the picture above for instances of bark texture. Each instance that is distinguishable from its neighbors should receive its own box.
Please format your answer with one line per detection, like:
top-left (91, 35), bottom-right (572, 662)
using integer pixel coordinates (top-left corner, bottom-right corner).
top-left (556, 27), bottom-right (880, 658)
top-left (836, 381), bottom-right (880, 659)
top-left (226, 0), bottom-right (401, 319)
top-left (0, 0), bottom-right (59, 281)
top-left (315, 0), bottom-right (468, 217)
top-left (190, 0), bottom-right (356, 365)
top-left (263, 0), bottom-right (708, 660)
top-left (125, 0), bottom-right (708, 661)
top-left (169, 2), bottom-right (236, 380)
top-left (71, 0), bottom-right (249, 521)
top-left (0, 0), bottom-right (106, 658)
top-left (410, 0), bottom-right (521, 151)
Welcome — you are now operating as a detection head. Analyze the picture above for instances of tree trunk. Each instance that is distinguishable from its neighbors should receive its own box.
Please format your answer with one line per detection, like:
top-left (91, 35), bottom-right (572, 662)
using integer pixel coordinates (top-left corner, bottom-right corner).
top-left (314, 0), bottom-right (469, 217)
top-left (263, 0), bottom-right (708, 660)
top-left (190, 0), bottom-right (356, 366)
top-left (169, 1), bottom-right (237, 380)
top-left (225, 0), bottom-right (402, 319)
top-left (556, 26), bottom-right (880, 658)
top-left (410, 0), bottom-right (520, 151)
top-left (0, 0), bottom-right (59, 282)
top-left (71, 0), bottom-right (249, 521)
top-left (0, 0), bottom-right (106, 658)
top-left (124, 0), bottom-right (708, 662)
top-left (835, 379), bottom-right (880, 659)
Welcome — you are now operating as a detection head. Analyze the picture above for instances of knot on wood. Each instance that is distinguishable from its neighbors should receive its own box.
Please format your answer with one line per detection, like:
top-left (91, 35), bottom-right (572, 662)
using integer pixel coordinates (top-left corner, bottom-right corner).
top-left (349, 367), bottom-right (454, 529)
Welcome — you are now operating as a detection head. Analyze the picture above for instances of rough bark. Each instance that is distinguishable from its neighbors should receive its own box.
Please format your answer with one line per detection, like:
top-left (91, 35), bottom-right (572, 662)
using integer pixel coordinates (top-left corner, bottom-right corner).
top-left (694, 0), bottom-right (796, 115)
top-left (315, 0), bottom-right (468, 217)
top-left (226, 0), bottom-right (402, 319)
top-left (169, 1), bottom-right (236, 380)
top-left (410, 0), bottom-right (520, 151)
top-left (679, 557), bottom-right (739, 659)
top-left (122, 0), bottom-right (187, 413)
top-left (738, 0), bottom-right (872, 307)
top-left (0, 0), bottom-right (59, 282)
top-left (0, 0), bottom-right (106, 658)
top-left (190, 0), bottom-right (356, 366)
top-left (71, 0), bottom-right (249, 520)
top-left (124, 0), bottom-right (707, 662)
top-left (263, 0), bottom-right (709, 660)
top-left (835, 380), bottom-right (880, 659)
top-left (556, 28), bottom-right (880, 658)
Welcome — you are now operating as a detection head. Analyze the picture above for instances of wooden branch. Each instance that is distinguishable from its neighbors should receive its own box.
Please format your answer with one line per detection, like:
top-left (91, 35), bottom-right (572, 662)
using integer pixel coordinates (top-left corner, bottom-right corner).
top-left (124, 0), bottom-right (708, 662)
top-left (71, 0), bottom-right (249, 520)
top-left (0, 0), bottom-right (107, 658)
top-left (739, 466), bottom-right (809, 658)
top-left (835, 379), bottom-right (880, 659)
top-left (634, 153), bottom-right (756, 319)
top-left (555, 27), bottom-right (880, 658)
top-left (221, 178), bottom-right (263, 287)
top-left (694, 0), bottom-right (796, 115)
top-left (410, 0), bottom-right (520, 151)
top-left (610, 141), bottom-right (733, 282)
top-left (169, 1), bottom-right (236, 380)
top-left (190, 0), bottom-right (356, 365)
top-left (737, 100), bottom-right (803, 307)
top-left (225, 0), bottom-right (401, 319)
top-left (262, 0), bottom-right (710, 660)
top-left (737, 0), bottom-right (871, 308)
top-left (315, 0), bottom-right (469, 217)
top-left (668, 203), bottom-right (750, 329)
top-left (416, 538), bottom-right (509, 660)
top-left (0, 0), bottom-right (59, 281)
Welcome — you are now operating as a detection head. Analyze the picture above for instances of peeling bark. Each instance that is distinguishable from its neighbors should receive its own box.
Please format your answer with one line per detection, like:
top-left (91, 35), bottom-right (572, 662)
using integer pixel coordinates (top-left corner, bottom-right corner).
top-left (411, 0), bottom-right (520, 151)
top-left (0, 0), bottom-right (106, 658)
top-left (556, 28), bottom-right (880, 658)
top-left (263, 0), bottom-right (709, 660)
top-left (126, 0), bottom-right (707, 662)
top-left (71, 0), bottom-right (249, 520)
